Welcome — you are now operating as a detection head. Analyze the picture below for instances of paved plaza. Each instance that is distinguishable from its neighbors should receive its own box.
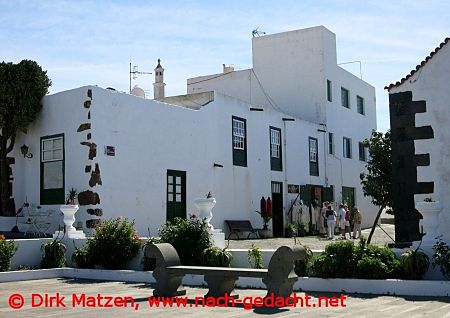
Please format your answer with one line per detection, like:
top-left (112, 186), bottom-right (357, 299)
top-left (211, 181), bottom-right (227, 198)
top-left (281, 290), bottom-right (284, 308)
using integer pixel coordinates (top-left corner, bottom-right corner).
top-left (228, 224), bottom-right (395, 250)
top-left (1, 278), bottom-right (449, 318)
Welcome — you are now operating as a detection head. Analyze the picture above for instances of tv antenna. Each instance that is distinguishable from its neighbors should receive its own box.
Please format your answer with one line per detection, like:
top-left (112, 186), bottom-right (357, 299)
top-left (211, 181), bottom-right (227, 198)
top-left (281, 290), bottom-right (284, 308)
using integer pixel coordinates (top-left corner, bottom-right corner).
top-left (129, 63), bottom-right (152, 93)
top-left (252, 27), bottom-right (266, 37)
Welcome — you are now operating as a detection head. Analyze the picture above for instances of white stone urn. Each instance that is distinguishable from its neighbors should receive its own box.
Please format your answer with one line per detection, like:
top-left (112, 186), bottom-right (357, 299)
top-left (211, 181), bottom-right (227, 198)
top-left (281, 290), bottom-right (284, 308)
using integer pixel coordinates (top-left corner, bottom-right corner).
top-left (415, 200), bottom-right (442, 245)
top-left (194, 197), bottom-right (216, 229)
top-left (53, 205), bottom-right (86, 239)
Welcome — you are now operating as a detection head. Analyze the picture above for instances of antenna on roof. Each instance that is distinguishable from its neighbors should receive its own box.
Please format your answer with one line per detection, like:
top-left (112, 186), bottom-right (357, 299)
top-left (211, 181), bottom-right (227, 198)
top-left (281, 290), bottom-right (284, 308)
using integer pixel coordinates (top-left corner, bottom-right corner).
top-left (129, 63), bottom-right (152, 94)
top-left (252, 27), bottom-right (266, 37)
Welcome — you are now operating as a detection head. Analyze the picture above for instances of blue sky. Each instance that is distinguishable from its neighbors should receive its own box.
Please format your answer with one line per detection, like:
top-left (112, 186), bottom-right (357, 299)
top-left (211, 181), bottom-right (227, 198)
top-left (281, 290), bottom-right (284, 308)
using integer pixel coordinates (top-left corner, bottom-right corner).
top-left (1, 0), bottom-right (449, 132)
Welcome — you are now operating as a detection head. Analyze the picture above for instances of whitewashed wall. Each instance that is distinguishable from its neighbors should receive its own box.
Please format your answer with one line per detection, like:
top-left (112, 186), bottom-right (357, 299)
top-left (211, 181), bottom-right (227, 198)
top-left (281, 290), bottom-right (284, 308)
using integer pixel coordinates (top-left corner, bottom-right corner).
top-left (187, 26), bottom-right (377, 227)
top-left (389, 43), bottom-right (450, 241)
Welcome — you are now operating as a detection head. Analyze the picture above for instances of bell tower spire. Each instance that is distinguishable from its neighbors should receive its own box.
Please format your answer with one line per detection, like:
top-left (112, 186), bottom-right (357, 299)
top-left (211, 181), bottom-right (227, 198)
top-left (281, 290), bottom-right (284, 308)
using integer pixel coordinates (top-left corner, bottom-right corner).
top-left (153, 59), bottom-right (166, 99)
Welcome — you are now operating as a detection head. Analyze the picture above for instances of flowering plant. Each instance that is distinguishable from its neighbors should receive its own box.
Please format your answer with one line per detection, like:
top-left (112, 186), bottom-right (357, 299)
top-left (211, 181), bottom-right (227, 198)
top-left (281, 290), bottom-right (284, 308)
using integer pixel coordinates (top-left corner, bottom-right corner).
top-left (86, 217), bottom-right (141, 269)
top-left (0, 235), bottom-right (17, 271)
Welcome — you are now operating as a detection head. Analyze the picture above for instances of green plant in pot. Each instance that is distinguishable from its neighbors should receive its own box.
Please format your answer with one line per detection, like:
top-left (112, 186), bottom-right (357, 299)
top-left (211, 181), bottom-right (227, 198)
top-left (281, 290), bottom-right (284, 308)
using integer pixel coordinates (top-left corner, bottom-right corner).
top-left (284, 223), bottom-right (297, 238)
top-left (297, 221), bottom-right (308, 237)
top-left (201, 246), bottom-right (233, 267)
top-left (400, 247), bottom-right (429, 280)
top-left (41, 239), bottom-right (67, 268)
top-left (66, 188), bottom-right (78, 205)
top-left (72, 245), bottom-right (94, 269)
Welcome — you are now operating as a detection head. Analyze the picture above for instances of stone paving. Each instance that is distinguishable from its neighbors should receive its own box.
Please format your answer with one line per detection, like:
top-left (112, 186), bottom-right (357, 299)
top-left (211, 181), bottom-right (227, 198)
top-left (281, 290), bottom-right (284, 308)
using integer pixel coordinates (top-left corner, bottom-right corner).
top-left (1, 278), bottom-right (449, 318)
top-left (227, 224), bottom-right (396, 250)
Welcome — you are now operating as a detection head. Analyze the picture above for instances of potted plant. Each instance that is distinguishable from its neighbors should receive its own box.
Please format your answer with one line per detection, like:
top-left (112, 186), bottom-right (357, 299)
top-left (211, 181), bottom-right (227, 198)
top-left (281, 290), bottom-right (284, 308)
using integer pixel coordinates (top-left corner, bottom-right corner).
top-left (41, 239), bottom-right (67, 268)
top-left (201, 246), bottom-right (233, 267)
top-left (256, 197), bottom-right (273, 238)
top-left (66, 188), bottom-right (78, 205)
top-left (400, 245), bottom-right (429, 280)
top-left (297, 221), bottom-right (308, 237)
top-left (284, 223), bottom-right (297, 238)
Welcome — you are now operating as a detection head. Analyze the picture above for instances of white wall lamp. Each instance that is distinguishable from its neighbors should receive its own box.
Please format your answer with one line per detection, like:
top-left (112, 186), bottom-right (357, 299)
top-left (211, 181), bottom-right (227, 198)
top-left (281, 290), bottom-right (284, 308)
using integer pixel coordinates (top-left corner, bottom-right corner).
top-left (20, 144), bottom-right (33, 158)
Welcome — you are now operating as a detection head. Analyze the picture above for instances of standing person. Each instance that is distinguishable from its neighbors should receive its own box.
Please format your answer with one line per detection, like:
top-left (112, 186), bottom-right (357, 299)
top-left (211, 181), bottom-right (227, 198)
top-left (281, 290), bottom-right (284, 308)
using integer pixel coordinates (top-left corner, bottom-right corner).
top-left (353, 207), bottom-right (362, 239)
top-left (326, 204), bottom-right (337, 239)
top-left (319, 201), bottom-right (329, 236)
top-left (338, 204), bottom-right (347, 239)
top-left (344, 205), bottom-right (351, 239)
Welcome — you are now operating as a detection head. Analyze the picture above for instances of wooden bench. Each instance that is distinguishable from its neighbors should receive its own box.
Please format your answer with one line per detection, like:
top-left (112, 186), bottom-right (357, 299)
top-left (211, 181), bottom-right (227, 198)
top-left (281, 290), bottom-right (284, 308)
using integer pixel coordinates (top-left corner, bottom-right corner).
top-left (225, 220), bottom-right (259, 240)
top-left (145, 243), bottom-right (305, 298)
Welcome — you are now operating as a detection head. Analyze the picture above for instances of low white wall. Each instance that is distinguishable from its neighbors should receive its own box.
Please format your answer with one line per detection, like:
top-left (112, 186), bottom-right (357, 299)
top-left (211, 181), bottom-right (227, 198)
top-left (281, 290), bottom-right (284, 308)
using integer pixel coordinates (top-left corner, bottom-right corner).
top-left (9, 237), bottom-right (146, 271)
top-left (1, 268), bottom-right (450, 297)
top-left (0, 217), bottom-right (17, 231)
top-left (8, 238), bottom-right (320, 271)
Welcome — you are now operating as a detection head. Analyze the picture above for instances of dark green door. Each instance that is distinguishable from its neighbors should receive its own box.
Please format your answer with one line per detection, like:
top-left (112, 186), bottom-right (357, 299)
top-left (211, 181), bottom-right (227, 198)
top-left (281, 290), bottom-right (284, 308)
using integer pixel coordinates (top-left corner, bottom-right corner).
top-left (342, 186), bottom-right (355, 210)
top-left (166, 170), bottom-right (186, 221)
top-left (271, 182), bottom-right (283, 237)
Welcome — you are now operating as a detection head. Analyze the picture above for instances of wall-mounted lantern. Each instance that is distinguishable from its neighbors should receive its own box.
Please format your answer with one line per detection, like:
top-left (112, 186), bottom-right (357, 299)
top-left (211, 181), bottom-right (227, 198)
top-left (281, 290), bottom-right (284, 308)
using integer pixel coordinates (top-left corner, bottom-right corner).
top-left (20, 144), bottom-right (33, 158)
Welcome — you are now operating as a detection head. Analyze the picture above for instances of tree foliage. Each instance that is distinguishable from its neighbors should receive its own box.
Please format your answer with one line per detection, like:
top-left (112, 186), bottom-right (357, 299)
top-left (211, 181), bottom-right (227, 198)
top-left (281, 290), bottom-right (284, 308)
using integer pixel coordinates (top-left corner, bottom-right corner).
top-left (360, 130), bottom-right (393, 211)
top-left (359, 130), bottom-right (393, 243)
top-left (0, 60), bottom-right (51, 215)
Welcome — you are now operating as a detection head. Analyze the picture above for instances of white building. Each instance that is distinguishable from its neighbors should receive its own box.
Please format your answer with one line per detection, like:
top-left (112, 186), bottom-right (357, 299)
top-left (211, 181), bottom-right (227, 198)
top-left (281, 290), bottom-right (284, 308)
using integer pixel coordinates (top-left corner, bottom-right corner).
top-left (387, 37), bottom-right (450, 243)
top-left (8, 26), bottom-right (377, 237)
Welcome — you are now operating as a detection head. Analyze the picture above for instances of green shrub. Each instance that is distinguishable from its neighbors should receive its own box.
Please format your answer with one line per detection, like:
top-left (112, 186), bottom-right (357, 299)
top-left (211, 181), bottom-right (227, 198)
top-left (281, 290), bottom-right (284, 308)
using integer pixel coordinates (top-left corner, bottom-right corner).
top-left (41, 240), bottom-right (67, 268)
top-left (247, 244), bottom-right (263, 269)
top-left (357, 256), bottom-right (389, 279)
top-left (159, 217), bottom-right (212, 265)
top-left (0, 235), bottom-right (17, 271)
top-left (400, 248), bottom-right (429, 280)
top-left (432, 236), bottom-right (450, 280)
top-left (72, 246), bottom-right (94, 269)
top-left (201, 246), bottom-right (233, 267)
top-left (87, 217), bottom-right (141, 269)
top-left (312, 238), bottom-right (400, 279)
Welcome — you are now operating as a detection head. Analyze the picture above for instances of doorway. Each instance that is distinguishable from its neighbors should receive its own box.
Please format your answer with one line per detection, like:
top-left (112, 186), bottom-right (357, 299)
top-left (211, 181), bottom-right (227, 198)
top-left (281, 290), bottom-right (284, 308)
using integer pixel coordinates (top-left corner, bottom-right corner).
top-left (166, 170), bottom-right (186, 221)
top-left (271, 181), bottom-right (283, 237)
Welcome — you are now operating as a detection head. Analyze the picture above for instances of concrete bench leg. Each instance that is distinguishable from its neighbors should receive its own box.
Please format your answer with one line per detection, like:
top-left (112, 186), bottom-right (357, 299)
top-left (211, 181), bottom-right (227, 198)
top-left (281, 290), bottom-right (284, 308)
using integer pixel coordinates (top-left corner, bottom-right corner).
top-left (153, 270), bottom-right (186, 297)
top-left (263, 245), bottom-right (305, 298)
top-left (263, 276), bottom-right (298, 298)
top-left (145, 243), bottom-right (186, 297)
top-left (204, 273), bottom-right (239, 298)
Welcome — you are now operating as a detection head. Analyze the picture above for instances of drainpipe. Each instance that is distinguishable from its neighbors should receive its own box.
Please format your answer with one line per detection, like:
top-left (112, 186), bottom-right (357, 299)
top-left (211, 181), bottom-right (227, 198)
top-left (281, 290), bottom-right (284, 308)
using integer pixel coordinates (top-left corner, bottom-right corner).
top-left (282, 118), bottom-right (295, 224)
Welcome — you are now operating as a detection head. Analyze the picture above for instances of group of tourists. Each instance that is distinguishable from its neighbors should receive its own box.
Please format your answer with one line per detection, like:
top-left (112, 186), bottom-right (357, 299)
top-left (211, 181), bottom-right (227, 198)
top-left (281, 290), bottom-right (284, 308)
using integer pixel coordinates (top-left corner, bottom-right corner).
top-left (320, 201), bottom-right (362, 240)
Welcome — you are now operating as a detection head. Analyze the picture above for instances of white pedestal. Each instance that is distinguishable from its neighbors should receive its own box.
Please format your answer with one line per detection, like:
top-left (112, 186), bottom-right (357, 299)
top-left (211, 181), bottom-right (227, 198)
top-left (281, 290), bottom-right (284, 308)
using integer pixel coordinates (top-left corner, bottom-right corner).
top-left (211, 229), bottom-right (225, 248)
top-left (194, 197), bottom-right (216, 228)
top-left (415, 201), bottom-right (441, 245)
top-left (53, 205), bottom-right (86, 239)
top-left (411, 200), bottom-right (444, 280)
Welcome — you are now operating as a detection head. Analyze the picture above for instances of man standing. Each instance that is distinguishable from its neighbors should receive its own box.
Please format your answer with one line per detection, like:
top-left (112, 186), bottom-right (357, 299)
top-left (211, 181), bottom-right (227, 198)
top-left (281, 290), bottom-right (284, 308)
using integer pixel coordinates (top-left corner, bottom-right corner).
top-left (353, 207), bottom-right (362, 239)
top-left (338, 204), bottom-right (347, 239)
top-left (326, 204), bottom-right (337, 239)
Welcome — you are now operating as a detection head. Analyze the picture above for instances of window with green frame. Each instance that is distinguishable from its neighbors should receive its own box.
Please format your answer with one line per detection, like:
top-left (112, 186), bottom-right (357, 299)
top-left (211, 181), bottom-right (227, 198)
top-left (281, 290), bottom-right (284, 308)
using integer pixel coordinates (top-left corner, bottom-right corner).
top-left (40, 134), bottom-right (65, 204)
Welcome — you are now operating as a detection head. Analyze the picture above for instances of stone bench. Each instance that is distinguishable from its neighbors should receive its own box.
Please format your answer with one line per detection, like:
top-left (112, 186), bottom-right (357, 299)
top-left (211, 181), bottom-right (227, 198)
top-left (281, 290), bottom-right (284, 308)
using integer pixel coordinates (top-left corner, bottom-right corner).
top-left (145, 243), bottom-right (305, 298)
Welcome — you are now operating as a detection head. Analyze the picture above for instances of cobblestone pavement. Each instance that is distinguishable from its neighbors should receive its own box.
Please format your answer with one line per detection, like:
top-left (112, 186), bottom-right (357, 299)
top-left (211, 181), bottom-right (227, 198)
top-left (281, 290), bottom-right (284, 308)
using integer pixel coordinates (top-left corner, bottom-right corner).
top-left (227, 224), bottom-right (395, 250)
top-left (1, 278), bottom-right (449, 318)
